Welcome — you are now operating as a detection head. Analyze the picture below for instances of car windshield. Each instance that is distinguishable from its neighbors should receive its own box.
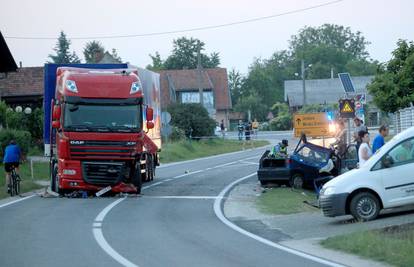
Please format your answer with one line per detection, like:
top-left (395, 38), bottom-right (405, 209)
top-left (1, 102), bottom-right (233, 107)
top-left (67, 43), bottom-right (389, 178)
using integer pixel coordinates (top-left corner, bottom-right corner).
top-left (297, 145), bottom-right (330, 164)
top-left (63, 103), bottom-right (141, 132)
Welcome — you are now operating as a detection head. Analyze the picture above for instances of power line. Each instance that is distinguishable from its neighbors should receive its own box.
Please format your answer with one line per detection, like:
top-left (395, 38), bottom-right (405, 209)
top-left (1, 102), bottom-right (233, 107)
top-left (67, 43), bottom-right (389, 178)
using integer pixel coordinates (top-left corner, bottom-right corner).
top-left (5, 0), bottom-right (344, 40)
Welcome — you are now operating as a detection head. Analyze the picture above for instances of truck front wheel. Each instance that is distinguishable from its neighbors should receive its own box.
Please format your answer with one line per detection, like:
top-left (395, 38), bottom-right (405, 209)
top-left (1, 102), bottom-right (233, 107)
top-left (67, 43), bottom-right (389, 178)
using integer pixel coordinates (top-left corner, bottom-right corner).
top-left (51, 163), bottom-right (62, 195)
top-left (132, 163), bottom-right (142, 194)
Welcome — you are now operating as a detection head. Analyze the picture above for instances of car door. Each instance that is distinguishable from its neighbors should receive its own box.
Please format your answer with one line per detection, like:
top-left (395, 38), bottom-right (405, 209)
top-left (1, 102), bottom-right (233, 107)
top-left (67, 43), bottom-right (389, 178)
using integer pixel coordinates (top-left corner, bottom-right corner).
top-left (374, 137), bottom-right (414, 207)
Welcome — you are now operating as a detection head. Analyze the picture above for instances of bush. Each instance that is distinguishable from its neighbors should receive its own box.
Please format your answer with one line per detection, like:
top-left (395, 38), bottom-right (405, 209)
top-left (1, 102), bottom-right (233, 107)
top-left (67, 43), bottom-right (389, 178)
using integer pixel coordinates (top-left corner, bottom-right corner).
top-left (170, 126), bottom-right (186, 141)
top-left (270, 113), bottom-right (292, 130)
top-left (0, 129), bottom-right (32, 159)
top-left (167, 103), bottom-right (216, 138)
top-left (5, 107), bottom-right (43, 142)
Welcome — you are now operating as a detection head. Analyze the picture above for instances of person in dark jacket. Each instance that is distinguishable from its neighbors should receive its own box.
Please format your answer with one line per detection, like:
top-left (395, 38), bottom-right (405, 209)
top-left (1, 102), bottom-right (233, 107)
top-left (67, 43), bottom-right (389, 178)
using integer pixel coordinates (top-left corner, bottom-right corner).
top-left (237, 120), bottom-right (244, 141)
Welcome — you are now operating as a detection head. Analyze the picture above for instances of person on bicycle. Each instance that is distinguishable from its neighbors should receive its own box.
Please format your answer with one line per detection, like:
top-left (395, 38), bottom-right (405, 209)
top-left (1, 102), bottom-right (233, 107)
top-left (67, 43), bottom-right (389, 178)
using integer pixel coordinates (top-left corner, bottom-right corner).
top-left (3, 140), bottom-right (21, 193)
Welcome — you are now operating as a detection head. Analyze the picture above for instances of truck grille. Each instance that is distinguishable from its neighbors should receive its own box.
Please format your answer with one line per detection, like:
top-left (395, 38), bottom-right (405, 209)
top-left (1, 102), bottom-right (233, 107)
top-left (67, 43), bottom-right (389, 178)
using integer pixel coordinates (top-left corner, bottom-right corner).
top-left (82, 162), bottom-right (124, 185)
top-left (70, 140), bottom-right (136, 159)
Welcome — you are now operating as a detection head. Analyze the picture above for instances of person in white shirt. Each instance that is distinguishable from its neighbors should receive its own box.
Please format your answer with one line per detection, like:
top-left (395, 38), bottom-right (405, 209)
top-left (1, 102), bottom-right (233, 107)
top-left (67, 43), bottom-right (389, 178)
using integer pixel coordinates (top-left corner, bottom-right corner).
top-left (358, 131), bottom-right (372, 167)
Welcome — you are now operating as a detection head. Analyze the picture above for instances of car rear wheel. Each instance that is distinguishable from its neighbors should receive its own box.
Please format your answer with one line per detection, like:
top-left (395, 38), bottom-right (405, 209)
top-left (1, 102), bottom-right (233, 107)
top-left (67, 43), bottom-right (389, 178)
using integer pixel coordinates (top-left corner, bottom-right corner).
top-left (290, 173), bottom-right (304, 189)
top-left (350, 192), bottom-right (380, 221)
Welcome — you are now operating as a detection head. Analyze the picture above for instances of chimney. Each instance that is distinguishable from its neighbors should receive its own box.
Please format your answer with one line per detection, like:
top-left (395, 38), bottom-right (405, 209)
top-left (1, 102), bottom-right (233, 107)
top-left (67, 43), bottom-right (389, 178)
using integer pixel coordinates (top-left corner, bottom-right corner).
top-left (19, 61), bottom-right (22, 68)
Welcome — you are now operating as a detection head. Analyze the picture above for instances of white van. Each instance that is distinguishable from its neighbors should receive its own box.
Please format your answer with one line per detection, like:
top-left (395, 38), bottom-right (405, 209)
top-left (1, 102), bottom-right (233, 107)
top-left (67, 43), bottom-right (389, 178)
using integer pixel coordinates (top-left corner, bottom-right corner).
top-left (319, 126), bottom-right (414, 221)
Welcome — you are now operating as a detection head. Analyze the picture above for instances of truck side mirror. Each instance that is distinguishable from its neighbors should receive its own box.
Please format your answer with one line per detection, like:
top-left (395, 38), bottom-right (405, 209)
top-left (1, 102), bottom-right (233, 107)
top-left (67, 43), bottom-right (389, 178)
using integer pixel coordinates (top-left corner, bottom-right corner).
top-left (52, 120), bottom-right (61, 129)
top-left (52, 105), bottom-right (61, 121)
top-left (146, 121), bottom-right (155, 130)
top-left (382, 155), bottom-right (394, 168)
top-left (146, 107), bottom-right (154, 122)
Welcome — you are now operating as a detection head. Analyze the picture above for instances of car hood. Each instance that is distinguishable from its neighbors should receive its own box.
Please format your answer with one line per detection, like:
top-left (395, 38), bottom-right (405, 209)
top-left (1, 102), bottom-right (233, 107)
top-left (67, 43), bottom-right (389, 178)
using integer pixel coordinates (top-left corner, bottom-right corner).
top-left (323, 168), bottom-right (360, 188)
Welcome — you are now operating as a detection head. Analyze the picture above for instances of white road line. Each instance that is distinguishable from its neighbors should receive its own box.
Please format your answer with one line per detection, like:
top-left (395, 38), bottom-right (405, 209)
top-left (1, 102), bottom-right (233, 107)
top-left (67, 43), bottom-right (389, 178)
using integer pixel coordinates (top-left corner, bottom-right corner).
top-left (143, 196), bottom-right (222, 200)
top-left (95, 197), bottom-right (126, 222)
top-left (92, 154), bottom-right (262, 267)
top-left (158, 144), bottom-right (268, 169)
top-left (238, 161), bottom-right (259, 166)
top-left (142, 181), bottom-right (163, 190)
top-left (0, 194), bottom-right (36, 209)
top-left (93, 228), bottom-right (139, 267)
top-left (173, 170), bottom-right (203, 179)
top-left (213, 173), bottom-right (345, 267)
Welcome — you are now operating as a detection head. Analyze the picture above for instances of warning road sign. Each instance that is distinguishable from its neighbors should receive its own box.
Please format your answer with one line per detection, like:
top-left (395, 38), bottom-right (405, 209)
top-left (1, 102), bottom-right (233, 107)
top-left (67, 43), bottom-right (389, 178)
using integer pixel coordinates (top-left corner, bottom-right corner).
top-left (339, 99), bottom-right (355, 118)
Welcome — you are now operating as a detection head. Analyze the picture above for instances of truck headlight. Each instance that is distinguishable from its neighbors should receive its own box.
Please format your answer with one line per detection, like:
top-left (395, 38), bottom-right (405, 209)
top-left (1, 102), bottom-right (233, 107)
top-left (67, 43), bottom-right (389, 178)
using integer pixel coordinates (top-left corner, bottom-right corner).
top-left (321, 186), bottom-right (336, 196)
top-left (63, 169), bottom-right (76, 175)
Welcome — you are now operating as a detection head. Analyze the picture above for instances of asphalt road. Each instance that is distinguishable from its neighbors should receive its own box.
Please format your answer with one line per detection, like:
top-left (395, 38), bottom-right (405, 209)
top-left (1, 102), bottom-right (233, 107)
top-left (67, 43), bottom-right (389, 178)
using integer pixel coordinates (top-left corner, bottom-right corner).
top-left (0, 133), bottom-right (339, 267)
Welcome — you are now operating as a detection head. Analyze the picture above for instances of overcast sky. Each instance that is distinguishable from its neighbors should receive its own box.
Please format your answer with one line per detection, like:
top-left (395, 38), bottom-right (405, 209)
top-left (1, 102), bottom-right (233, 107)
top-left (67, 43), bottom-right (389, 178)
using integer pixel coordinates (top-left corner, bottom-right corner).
top-left (1, 0), bottom-right (413, 74)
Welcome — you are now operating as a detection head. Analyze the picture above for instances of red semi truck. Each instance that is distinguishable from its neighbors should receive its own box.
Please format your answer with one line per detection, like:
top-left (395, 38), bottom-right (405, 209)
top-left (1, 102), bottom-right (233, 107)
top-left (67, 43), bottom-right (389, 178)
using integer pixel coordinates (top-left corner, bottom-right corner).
top-left (48, 66), bottom-right (161, 195)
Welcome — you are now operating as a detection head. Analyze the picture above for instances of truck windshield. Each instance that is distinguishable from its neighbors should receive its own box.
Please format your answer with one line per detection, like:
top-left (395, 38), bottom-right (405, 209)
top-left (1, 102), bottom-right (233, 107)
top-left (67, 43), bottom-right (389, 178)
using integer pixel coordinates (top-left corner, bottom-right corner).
top-left (64, 103), bottom-right (141, 132)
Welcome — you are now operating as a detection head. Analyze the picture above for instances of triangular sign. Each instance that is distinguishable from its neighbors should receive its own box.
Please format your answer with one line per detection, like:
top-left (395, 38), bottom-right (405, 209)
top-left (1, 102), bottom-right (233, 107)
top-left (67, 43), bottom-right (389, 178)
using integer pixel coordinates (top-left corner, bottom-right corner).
top-left (342, 102), bottom-right (353, 113)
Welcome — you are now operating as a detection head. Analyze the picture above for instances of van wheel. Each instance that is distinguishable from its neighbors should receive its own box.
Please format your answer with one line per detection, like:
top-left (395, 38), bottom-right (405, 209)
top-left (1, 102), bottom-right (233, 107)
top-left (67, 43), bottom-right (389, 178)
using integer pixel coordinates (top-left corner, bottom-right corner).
top-left (290, 174), bottom-right (304, 189)
top-left (350, 192), bottom-right (380, 221)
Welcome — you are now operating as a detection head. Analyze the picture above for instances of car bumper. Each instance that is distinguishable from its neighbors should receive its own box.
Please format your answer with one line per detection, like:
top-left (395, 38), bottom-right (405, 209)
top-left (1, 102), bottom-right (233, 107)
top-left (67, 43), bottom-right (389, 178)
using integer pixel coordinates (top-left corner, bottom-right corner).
top-left (319, 193), bottom-right (349, 217)
top-left (257, 167), bottom-right (290, 182)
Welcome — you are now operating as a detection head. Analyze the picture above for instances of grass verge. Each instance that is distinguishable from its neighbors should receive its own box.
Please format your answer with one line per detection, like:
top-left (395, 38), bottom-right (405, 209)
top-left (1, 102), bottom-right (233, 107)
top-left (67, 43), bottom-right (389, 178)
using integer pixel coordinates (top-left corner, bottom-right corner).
top-left (160, 139), bottom-right (269, 163)
top-left (0, 162), bottom-right (49, 199)
top-left (256, 187), bottom-right (317, 215)
top-left (321, 223), bottom-right (414, 267)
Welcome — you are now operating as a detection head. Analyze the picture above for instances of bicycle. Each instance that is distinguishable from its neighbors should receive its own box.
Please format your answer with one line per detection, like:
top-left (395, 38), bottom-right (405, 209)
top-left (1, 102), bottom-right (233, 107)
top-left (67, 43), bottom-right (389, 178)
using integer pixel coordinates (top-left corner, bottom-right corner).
top-left (8, 165), bottom-right (21, 197)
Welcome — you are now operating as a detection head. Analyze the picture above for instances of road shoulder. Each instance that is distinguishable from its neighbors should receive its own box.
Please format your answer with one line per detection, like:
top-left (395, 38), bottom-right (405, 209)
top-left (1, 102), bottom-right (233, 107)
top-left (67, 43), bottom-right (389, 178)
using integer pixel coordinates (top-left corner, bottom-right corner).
top-left (224, 178), bottom-right (393, 267)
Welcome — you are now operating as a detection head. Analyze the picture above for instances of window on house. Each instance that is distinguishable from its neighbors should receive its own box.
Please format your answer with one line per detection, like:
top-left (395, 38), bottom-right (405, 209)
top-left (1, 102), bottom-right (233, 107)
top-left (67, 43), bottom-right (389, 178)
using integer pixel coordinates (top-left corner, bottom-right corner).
top-left (180, 91), bottom-right (214, 108)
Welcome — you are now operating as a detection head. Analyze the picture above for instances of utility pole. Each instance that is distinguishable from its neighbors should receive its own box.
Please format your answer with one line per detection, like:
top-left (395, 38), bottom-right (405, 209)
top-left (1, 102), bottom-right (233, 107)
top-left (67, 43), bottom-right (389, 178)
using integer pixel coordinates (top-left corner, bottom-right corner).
top-left (197, 48), bottom-right (204, 107)
top-left (301, 59), bottom-right (306, 106)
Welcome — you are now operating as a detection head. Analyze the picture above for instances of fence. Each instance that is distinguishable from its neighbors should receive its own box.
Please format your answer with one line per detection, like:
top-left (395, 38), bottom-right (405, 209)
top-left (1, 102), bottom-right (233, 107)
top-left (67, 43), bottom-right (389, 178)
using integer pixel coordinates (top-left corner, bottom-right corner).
top-left (394, 105), bottom-right (414, 134)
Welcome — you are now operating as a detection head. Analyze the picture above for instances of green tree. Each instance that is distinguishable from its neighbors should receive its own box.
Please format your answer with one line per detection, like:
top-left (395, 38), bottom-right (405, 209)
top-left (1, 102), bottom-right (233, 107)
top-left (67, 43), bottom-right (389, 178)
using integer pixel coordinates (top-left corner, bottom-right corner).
top-left (147, 52), bottom-right (164, 70)
top-left (0, 101), bottom-right (7, 127)
top-left (109, 48), bottom-right (122, 63)
top-left (228, 69), bottom-right (245, 106)
top-left (290, 24), bottom-right (370, 60)
top-left (240, 24), bottom-right (376, 115)
top-left (83, 40), bottom-right (105, 63)
top-left (48, 31), bottom-right (81, 64)
top-left (269, 102), bottom-right (292, 130)
top-left (234, 94), bottom-right (268, 122)
top-left (150, 37), bottom-right (220, 70)
top-left (368, 40), bottom-right (414, 113)
top-left (167, 103), bottom-right (216, 138)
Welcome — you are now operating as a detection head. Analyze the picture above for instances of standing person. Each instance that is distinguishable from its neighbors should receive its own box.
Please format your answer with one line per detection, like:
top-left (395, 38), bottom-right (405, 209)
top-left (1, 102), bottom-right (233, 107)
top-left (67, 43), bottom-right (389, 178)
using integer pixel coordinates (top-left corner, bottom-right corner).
top-left (220, 120), bottom-right (225, 138)
top-left (245, 121), bottom-right (252, 141)
top-left (237, 120), bottom-right (244, 141)
top-left (252, 119), bottom-right (259, 139)
top-left (358, 131), bottom-right (372, 167)
top-left (331, 120), bottom-right (347, 157)
top-left (372, 125), bottom-right (389, 154)
top-left (3, 140), bottom-right (21, 193)
top-left (353, 117), bottom-right (368, 153)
